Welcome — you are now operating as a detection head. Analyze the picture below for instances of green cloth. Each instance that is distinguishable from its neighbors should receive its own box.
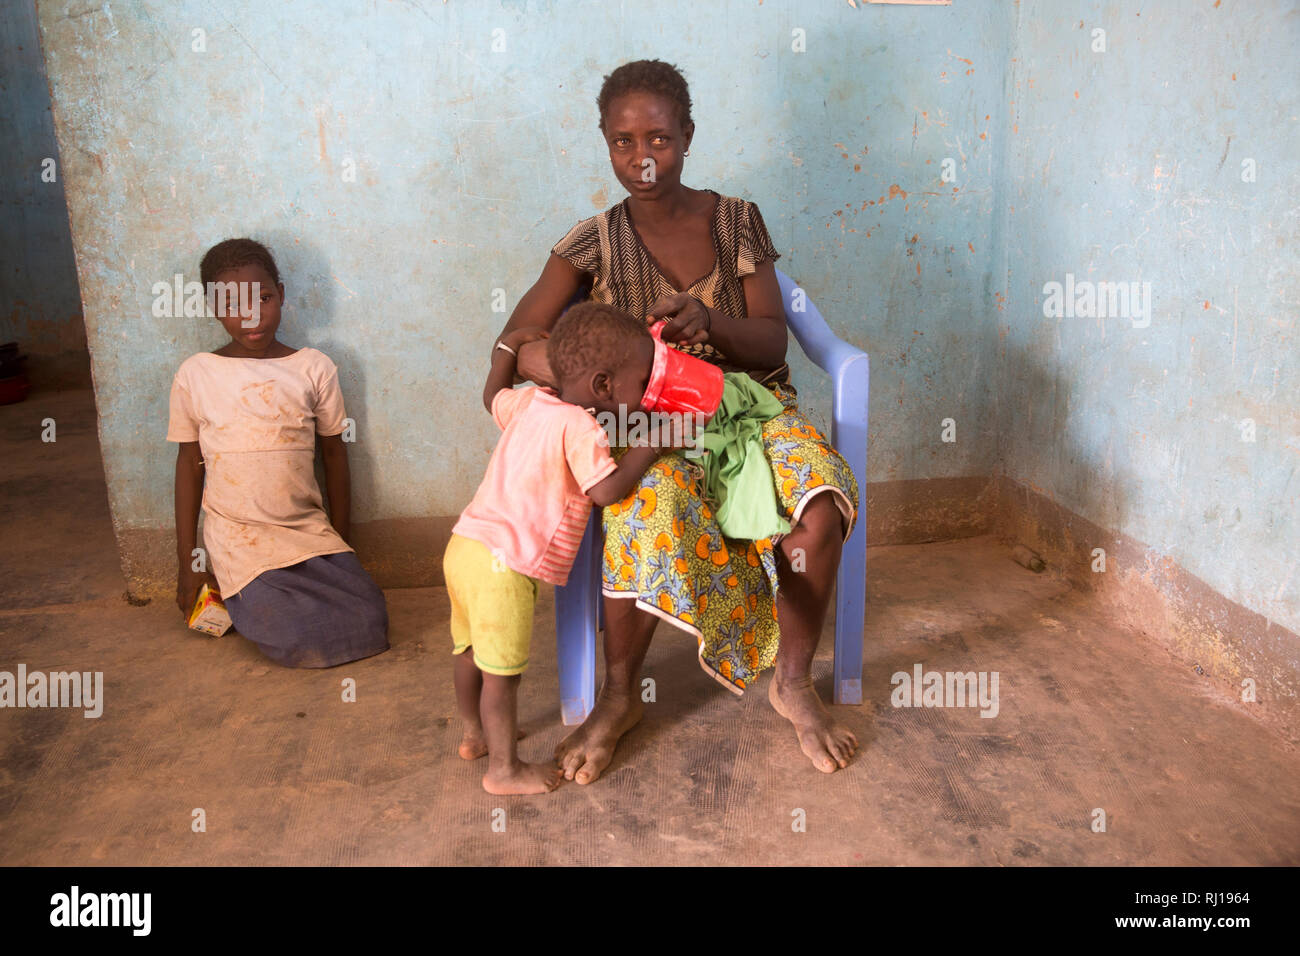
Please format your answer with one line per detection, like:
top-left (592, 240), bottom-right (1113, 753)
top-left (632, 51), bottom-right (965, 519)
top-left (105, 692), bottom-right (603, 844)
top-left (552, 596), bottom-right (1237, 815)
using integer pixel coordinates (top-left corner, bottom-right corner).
top-left (693, 372), bottom-right (791, 540)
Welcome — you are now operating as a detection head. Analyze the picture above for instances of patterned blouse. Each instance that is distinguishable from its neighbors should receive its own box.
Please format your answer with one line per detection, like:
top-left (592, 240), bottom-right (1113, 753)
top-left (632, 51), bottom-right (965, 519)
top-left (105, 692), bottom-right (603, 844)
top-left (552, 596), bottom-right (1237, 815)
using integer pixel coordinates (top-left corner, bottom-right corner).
top-left (550, 190), bottom-right (790, 385)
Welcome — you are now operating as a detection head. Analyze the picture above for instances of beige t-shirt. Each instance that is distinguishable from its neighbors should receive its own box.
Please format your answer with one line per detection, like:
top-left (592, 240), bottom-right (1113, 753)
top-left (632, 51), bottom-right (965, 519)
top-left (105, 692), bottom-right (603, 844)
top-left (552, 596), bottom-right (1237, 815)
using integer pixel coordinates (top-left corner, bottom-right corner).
top-left (167, 347), bottom-right (352, 597)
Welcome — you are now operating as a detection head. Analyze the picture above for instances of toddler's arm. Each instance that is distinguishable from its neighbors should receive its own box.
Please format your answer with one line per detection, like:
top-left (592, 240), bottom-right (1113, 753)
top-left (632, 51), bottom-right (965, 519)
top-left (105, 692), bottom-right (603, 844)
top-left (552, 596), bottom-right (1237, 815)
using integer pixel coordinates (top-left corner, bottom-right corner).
top-left (585, 416), bottom-right (697, 507)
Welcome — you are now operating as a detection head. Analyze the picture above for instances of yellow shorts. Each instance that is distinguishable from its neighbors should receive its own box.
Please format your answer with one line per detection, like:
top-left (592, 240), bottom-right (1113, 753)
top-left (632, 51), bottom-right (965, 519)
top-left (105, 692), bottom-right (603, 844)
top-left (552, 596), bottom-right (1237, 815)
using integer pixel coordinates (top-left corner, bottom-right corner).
top-left (442, 534), bottom-right (538, 676)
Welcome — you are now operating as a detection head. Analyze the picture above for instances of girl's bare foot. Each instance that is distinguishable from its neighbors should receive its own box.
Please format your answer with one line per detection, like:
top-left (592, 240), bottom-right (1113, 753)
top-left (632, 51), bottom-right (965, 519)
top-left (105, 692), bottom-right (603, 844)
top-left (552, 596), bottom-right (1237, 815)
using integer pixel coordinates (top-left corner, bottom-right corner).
top-left (482, 760), bottom-right (563, 795)
top-left (458, 727), bottom-right (526, 761)
top-left (554, 688), bottom-right (643, 784)
top-left (769, 676), bottom-right (858, 773)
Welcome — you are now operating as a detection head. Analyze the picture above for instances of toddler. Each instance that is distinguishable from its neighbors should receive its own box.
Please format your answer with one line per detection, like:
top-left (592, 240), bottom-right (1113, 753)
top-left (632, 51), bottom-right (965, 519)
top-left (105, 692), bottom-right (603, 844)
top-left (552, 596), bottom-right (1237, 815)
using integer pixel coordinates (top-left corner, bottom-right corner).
top-left (445, 302), bottom-right (689, 794)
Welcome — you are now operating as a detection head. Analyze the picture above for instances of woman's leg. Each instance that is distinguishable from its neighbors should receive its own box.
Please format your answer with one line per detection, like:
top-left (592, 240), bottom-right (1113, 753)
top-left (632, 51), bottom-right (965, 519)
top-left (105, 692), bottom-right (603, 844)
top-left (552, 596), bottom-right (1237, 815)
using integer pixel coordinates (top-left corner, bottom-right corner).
top-left (554, 594), bottom-right (656, 785)
top-left (770, 492), bottom-right (860, 773)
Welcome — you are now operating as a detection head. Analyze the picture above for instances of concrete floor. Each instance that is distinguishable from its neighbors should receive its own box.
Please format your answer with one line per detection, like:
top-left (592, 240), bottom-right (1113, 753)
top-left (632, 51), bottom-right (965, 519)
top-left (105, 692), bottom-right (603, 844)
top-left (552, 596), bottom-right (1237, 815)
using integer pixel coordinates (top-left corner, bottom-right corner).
top-left (2, 389), bottom-right (1297, 865)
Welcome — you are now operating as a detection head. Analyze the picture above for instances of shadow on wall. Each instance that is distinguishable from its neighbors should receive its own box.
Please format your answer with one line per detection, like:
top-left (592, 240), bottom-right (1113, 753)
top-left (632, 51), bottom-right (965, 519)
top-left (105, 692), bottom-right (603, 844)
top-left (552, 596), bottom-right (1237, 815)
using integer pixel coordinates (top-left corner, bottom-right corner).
top-left (254, 230), bottom-right (376, 519)
top-left (0, 0), bottom-right (89, 389)
top-left (994, 334), bottom-right (1132, 576)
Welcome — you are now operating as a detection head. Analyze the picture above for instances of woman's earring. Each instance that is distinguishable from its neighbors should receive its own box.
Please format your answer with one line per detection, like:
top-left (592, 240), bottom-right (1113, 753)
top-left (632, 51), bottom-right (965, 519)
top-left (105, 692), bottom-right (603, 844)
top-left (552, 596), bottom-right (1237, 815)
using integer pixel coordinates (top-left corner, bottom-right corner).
top-left (684, 149), bottom-right (690, 157)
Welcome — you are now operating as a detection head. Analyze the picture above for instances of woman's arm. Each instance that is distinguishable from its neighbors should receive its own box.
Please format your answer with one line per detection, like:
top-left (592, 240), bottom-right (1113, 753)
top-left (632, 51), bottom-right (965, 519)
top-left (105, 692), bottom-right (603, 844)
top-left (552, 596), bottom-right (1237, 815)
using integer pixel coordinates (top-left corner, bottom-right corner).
top-left (319, 433), bottom-right (352, 544)
top-left (492, 253), bottom-right (586, 388)
top-left (174, 441), bottom-right (216, 615)
top-left (649, 259), bottom-right (787, 369)
top-left (483, 327), bottom-right (552, 411)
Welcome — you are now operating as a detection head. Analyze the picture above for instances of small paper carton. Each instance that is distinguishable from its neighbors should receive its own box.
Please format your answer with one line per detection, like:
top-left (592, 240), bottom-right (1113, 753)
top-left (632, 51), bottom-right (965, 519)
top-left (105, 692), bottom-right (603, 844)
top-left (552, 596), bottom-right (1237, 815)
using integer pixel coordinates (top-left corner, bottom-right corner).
top-left (188, 583), bottom-right (233, 637)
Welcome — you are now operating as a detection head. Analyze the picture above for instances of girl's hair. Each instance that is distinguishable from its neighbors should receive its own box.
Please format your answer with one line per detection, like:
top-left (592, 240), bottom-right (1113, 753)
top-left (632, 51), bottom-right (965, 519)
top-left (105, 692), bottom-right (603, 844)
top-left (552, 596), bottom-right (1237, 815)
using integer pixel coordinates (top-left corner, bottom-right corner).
top-left (597, 59), bottom-right (693, 133)
top-left (200, 238), bottom-right (281, 287)
top-left (548, 302), bottom-right (651, 385)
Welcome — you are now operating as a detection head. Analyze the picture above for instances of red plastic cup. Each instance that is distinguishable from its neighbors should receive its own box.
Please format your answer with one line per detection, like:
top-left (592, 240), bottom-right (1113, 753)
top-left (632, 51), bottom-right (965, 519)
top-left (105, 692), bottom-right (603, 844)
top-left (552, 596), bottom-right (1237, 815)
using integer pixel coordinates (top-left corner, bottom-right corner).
top-left (640, 321), bottom-right (724, 418)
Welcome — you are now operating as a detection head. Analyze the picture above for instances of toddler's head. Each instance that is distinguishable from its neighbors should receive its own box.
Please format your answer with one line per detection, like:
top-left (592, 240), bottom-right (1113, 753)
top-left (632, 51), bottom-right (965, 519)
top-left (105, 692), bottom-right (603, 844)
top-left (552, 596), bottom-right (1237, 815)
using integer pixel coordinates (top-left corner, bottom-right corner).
top-left (548, 302), bottom-right (653, 414)
top-left (200, 238), bottom-right (285, 351)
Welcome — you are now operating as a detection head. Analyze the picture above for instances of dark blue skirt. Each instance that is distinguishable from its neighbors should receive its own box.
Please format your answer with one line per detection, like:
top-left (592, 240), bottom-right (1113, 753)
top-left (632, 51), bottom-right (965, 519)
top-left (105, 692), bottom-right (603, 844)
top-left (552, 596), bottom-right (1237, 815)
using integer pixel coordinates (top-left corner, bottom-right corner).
top-left (223, 551), bottom-right (389, 668)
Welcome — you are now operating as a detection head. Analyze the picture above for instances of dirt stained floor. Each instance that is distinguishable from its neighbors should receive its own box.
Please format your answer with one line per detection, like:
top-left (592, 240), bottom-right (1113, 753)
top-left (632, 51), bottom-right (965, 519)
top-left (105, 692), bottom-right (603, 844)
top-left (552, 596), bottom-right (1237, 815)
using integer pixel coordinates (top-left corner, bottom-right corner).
top-left (1, 389), bottom-right (1296, 865)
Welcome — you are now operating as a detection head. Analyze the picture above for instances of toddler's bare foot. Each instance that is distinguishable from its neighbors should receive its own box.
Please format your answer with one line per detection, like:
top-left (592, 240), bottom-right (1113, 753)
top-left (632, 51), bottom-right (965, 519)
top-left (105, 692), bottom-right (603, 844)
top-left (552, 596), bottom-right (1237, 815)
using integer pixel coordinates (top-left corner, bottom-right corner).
top-left (458, 728), bottom-right (488, 760)
top-left (458, 727), bottom-right (525, 761)
top-left (769, 675), bottom-right (858, 773)
top-left (482, 761), bottom-right (562, 795)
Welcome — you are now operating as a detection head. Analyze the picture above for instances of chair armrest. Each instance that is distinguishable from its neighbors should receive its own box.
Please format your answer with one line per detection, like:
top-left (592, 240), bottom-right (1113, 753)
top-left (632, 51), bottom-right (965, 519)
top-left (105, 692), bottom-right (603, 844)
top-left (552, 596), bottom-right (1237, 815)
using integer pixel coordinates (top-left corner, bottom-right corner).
top-left (773, 267), bottom-right (869, 526)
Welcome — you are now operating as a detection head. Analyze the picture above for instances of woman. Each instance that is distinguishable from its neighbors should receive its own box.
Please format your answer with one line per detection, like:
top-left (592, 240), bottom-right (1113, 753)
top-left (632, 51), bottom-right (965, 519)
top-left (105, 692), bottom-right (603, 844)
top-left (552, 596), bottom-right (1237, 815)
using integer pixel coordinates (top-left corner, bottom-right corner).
top-left (493, 60), bottom-right (860, 777)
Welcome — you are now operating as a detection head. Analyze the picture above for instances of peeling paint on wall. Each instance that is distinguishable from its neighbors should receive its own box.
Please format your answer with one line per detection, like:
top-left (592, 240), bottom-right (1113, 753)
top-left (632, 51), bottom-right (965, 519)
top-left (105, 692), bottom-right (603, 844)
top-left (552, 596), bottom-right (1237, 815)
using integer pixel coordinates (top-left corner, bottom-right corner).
top-left (998, 1), bottom-right (1300, 635)
top-left (37, 0), bottom-right (1011, 536)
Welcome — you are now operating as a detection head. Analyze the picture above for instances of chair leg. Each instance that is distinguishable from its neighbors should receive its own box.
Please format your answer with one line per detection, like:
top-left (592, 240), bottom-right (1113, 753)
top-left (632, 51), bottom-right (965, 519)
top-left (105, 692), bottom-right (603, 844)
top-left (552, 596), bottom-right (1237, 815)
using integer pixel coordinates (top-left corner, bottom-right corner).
top-left (834, 521), bottom-right (865, 705)
top-left (554, 511), bottom-right (601, 725)
top-left (831, 355), bottom-right (869, 706)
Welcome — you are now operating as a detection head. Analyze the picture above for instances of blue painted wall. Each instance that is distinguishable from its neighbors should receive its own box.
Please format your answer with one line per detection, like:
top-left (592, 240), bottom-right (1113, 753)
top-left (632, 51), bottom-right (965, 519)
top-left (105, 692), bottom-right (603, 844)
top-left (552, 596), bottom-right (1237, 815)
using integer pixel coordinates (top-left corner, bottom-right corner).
top-left (1, 0), bottom-right (87, 386)
top-left (35, 0), bottom-right (1010, 556)
top-left (36, 0), bottom-right (1297, 642)
top-left (998, 0), bottom-right (1300, 634)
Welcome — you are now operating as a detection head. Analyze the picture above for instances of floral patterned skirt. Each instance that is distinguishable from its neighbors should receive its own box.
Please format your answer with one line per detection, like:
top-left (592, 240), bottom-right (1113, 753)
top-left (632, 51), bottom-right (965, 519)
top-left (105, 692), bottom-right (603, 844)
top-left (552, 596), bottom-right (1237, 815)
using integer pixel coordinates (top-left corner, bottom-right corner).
top-left (601, 383), bottom-right (860, 694)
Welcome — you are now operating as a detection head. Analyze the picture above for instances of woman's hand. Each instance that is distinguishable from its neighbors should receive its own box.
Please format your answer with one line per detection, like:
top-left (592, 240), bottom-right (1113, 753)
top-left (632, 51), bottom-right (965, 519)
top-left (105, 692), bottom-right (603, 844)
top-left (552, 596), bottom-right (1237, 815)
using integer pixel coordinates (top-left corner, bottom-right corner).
top-left (486, 327), bottom-right (551, 408)
top-left (514, 338), bottom-right (555, 387)
top-left (176, 567), bottom-right (219, 619)
top-left (648, 293), bottom-right (711, 347)
top-left (500, 326), bottom-right (550, 352)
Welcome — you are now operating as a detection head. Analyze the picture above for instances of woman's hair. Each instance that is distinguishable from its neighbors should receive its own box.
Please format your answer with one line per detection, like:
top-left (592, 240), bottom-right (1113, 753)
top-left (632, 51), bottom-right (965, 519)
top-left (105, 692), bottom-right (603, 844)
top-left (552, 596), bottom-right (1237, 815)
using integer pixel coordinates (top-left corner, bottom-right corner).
top-left (597, 59), bottom-right (693, 133)
top-left (548, 302), bottom-right (651, 385)
top-left (200, 238), bottom-right (282, 286)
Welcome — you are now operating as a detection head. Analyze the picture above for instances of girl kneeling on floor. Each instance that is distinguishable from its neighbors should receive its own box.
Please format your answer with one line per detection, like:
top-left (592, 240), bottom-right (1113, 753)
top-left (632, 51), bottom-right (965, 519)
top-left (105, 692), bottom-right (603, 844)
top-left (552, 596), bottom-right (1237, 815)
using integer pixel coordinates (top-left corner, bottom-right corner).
top-left (168, 238), bottom-right (389, 667)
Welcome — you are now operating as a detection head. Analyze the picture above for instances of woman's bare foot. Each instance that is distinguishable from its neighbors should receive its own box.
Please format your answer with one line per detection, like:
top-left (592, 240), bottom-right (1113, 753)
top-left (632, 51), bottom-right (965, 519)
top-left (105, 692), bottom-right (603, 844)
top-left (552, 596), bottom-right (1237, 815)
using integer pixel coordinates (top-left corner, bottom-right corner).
top-left (769, 676), bottom-right (858, 773)
top-left (482, 760), bottom-right (562, 795)
top-left (554, 688), bottom-right (644, 784)
top-left (458, 727), bottom-right (526, 761)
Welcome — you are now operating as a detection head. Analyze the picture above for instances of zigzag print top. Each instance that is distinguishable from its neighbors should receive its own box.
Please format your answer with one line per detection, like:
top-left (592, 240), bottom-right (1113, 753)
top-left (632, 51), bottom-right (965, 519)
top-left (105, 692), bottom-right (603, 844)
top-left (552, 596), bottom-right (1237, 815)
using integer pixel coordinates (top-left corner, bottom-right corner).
top-left (550, 190), bottom-right (790, 386)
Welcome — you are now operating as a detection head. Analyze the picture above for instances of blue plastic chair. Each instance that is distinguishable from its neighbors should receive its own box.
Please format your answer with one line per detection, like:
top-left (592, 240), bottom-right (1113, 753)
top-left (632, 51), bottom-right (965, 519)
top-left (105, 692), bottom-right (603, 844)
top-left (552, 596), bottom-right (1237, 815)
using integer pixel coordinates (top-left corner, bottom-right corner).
top-left (553, 267), bottom-right (869, 724)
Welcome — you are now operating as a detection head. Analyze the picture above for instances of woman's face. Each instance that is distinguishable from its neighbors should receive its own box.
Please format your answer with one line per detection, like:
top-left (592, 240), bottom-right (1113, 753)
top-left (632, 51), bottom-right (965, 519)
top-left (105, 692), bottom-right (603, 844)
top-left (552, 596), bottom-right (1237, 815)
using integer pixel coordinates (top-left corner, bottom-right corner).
top-left (602, 91), bottom-right (694, 200)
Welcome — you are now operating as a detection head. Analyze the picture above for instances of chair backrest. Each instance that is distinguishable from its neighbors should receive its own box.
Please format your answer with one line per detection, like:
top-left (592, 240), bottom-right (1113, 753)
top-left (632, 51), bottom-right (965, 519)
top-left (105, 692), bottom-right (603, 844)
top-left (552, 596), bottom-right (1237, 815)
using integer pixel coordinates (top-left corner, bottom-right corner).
top-left (774, 267), bottom-right (843, 373)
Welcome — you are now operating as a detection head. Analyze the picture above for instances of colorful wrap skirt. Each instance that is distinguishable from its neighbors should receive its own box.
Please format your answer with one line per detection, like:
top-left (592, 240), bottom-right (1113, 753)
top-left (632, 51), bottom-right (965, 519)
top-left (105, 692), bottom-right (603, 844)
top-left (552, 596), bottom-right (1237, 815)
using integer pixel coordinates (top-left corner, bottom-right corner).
top-left (601, 383), bottom-right (859, 694)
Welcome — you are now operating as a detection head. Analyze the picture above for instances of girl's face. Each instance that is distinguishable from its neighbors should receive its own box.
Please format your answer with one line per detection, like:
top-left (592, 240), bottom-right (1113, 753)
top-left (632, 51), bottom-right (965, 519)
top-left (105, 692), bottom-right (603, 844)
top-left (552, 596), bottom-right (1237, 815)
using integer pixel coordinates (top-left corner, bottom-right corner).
top-left (602, 91), bottom-right (694, 201)
top-left (212, 263), bottom-right (284, 355)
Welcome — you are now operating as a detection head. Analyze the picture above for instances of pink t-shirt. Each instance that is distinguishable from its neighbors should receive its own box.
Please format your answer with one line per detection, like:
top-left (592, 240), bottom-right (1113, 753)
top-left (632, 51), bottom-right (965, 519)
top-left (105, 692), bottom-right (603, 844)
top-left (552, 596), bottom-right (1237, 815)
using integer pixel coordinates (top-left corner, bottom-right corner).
top-left (452, 387), bottom-right (618, 586)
